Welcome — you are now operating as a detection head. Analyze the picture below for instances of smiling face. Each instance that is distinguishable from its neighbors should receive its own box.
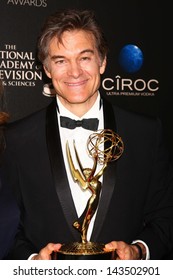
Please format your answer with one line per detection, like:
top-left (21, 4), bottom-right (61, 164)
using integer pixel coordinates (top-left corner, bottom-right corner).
top-left (44, 30), bottom-right (106, 116)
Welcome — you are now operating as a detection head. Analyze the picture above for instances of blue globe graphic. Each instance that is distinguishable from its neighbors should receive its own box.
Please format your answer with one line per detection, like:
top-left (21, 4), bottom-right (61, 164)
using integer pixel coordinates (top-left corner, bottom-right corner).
top-left (118, 44), bottom-right (144, 73)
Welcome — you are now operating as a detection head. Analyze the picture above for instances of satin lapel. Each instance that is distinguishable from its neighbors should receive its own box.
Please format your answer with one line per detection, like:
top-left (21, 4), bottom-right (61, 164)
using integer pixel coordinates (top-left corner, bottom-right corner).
top-left (91, 98), bottom-right (117, 241)
top-left (46, 100), bottom-right (79, 240)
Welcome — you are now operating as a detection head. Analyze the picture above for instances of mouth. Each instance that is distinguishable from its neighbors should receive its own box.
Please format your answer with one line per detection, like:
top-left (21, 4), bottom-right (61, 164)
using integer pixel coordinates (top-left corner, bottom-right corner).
top-left (65, 79), bottom-right (88, 87)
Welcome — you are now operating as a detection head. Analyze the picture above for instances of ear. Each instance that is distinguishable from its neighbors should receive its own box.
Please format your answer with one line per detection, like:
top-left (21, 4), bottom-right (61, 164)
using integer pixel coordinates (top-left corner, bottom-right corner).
top-left (43, 65), bottom-right (52, 79)
top-left (100, 56), bottom-right (107, 74)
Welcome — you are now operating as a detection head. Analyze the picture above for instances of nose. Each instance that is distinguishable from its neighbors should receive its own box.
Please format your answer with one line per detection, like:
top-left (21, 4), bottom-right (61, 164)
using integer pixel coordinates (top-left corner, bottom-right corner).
top-left (67, 61), bottom-right (83, 78)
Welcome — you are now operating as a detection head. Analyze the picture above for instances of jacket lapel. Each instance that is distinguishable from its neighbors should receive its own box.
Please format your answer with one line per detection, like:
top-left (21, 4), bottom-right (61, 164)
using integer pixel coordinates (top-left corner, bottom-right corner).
top-left (46, 100), bottom-right (80, 240)
top-left (91, 98), bottom-right (117, 241)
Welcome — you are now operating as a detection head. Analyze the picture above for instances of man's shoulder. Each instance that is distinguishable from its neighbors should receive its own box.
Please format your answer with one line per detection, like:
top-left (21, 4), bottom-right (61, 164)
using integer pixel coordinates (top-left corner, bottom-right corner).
top-left (110, 101), bottom-right (158, 123)
top-left (7, 101), bottom-right (55, 131)
top-left (106, 100), bottom-right (161, 134)
top-left (5, 105), bottom-right (49, 144)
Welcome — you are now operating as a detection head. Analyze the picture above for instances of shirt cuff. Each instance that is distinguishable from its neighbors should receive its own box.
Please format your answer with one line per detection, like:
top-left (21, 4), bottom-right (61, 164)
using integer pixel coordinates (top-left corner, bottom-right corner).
top-left (132, 240), bottom-right (150, 260)
top-left (28, 253), bottom-right (38, 260)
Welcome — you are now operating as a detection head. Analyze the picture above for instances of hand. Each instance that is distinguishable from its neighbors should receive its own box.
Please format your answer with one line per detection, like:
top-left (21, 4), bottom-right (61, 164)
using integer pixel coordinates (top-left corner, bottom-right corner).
top-left (105, 241), bottom-right (145, 260)
top-left (31, 243), bottom-right (62, 260)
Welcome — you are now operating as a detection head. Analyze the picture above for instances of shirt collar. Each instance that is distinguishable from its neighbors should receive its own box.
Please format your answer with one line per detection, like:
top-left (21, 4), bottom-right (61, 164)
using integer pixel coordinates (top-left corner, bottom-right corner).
top-left (56, 93), bottom-right (102, 120)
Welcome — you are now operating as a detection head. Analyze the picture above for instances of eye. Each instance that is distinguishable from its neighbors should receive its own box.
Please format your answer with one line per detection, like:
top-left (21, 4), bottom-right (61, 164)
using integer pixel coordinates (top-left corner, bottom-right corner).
top-left (82, 56), bottom-right (90, 61)
top-left (55, 58), bottom-right (65, 65)
top-left (80, 56), bottom-right (92, 63)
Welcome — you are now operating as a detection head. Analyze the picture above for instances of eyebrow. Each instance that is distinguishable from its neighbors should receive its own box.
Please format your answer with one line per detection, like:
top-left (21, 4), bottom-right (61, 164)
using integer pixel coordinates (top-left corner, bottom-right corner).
top-left (50, 49), bottom-right (94, 60)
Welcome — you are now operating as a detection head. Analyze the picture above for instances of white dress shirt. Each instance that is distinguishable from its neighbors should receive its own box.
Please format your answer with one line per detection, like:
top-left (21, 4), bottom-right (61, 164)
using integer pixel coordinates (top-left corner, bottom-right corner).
top-left (57, 93), bottom-right (104, 241)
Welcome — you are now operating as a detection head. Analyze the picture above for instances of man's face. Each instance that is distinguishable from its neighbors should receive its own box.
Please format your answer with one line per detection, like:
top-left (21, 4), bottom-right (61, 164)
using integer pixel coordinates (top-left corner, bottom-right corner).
top-left (44, 30), bottom-right (106, 111)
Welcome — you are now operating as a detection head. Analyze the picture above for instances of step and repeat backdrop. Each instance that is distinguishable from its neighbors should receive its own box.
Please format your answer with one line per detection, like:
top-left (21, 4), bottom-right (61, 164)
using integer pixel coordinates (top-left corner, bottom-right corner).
top-left (0, 1), bottom-right (169, 154)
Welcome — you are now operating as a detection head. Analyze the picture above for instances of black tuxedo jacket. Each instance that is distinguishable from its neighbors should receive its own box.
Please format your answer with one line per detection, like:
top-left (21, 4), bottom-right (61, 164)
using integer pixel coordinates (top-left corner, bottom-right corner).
top-left (1, 98), bottom-right (173, 259)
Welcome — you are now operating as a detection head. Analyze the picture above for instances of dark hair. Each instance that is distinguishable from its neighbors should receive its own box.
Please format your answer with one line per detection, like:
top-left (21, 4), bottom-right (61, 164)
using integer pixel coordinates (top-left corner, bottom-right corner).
top-left (37, 9), bottom-right (108, 66)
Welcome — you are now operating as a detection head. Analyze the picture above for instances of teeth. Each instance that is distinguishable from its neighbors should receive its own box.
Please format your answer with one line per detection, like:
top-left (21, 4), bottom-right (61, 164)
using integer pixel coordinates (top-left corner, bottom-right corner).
top-left (66, 80), bottom-right (85, 86)
top-left (67, 83), bottom-right (81, 86)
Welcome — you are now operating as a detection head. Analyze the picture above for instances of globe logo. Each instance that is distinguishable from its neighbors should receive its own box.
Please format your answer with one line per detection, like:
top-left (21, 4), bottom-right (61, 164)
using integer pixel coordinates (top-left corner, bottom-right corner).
top-left (118, 44), bottom-right (144, 73)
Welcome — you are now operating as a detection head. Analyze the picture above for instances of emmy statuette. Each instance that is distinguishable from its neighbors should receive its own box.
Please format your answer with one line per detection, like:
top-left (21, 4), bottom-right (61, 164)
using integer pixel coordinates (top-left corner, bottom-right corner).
top-left (54, 129), bottom-right (124, 260)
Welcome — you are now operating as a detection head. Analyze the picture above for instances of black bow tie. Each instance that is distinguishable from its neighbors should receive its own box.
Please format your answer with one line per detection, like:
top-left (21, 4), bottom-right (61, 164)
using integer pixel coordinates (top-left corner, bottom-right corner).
top-left (60, 116), bottom-right (99, 131)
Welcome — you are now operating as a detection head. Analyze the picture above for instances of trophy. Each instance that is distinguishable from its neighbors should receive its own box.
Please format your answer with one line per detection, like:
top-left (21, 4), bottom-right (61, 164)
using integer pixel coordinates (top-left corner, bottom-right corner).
top-left (56, 129), bottom-right (124, 260)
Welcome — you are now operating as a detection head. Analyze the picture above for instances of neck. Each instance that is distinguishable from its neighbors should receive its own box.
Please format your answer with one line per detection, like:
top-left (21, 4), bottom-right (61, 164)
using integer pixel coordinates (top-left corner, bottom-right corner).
top-left (57, 93), bottom-right (99, 118)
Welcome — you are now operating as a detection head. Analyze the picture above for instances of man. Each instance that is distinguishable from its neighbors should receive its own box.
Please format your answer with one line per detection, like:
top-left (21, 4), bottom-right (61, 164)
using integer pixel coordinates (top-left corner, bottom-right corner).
top-left (1, 9), bottom-right (173, 260)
